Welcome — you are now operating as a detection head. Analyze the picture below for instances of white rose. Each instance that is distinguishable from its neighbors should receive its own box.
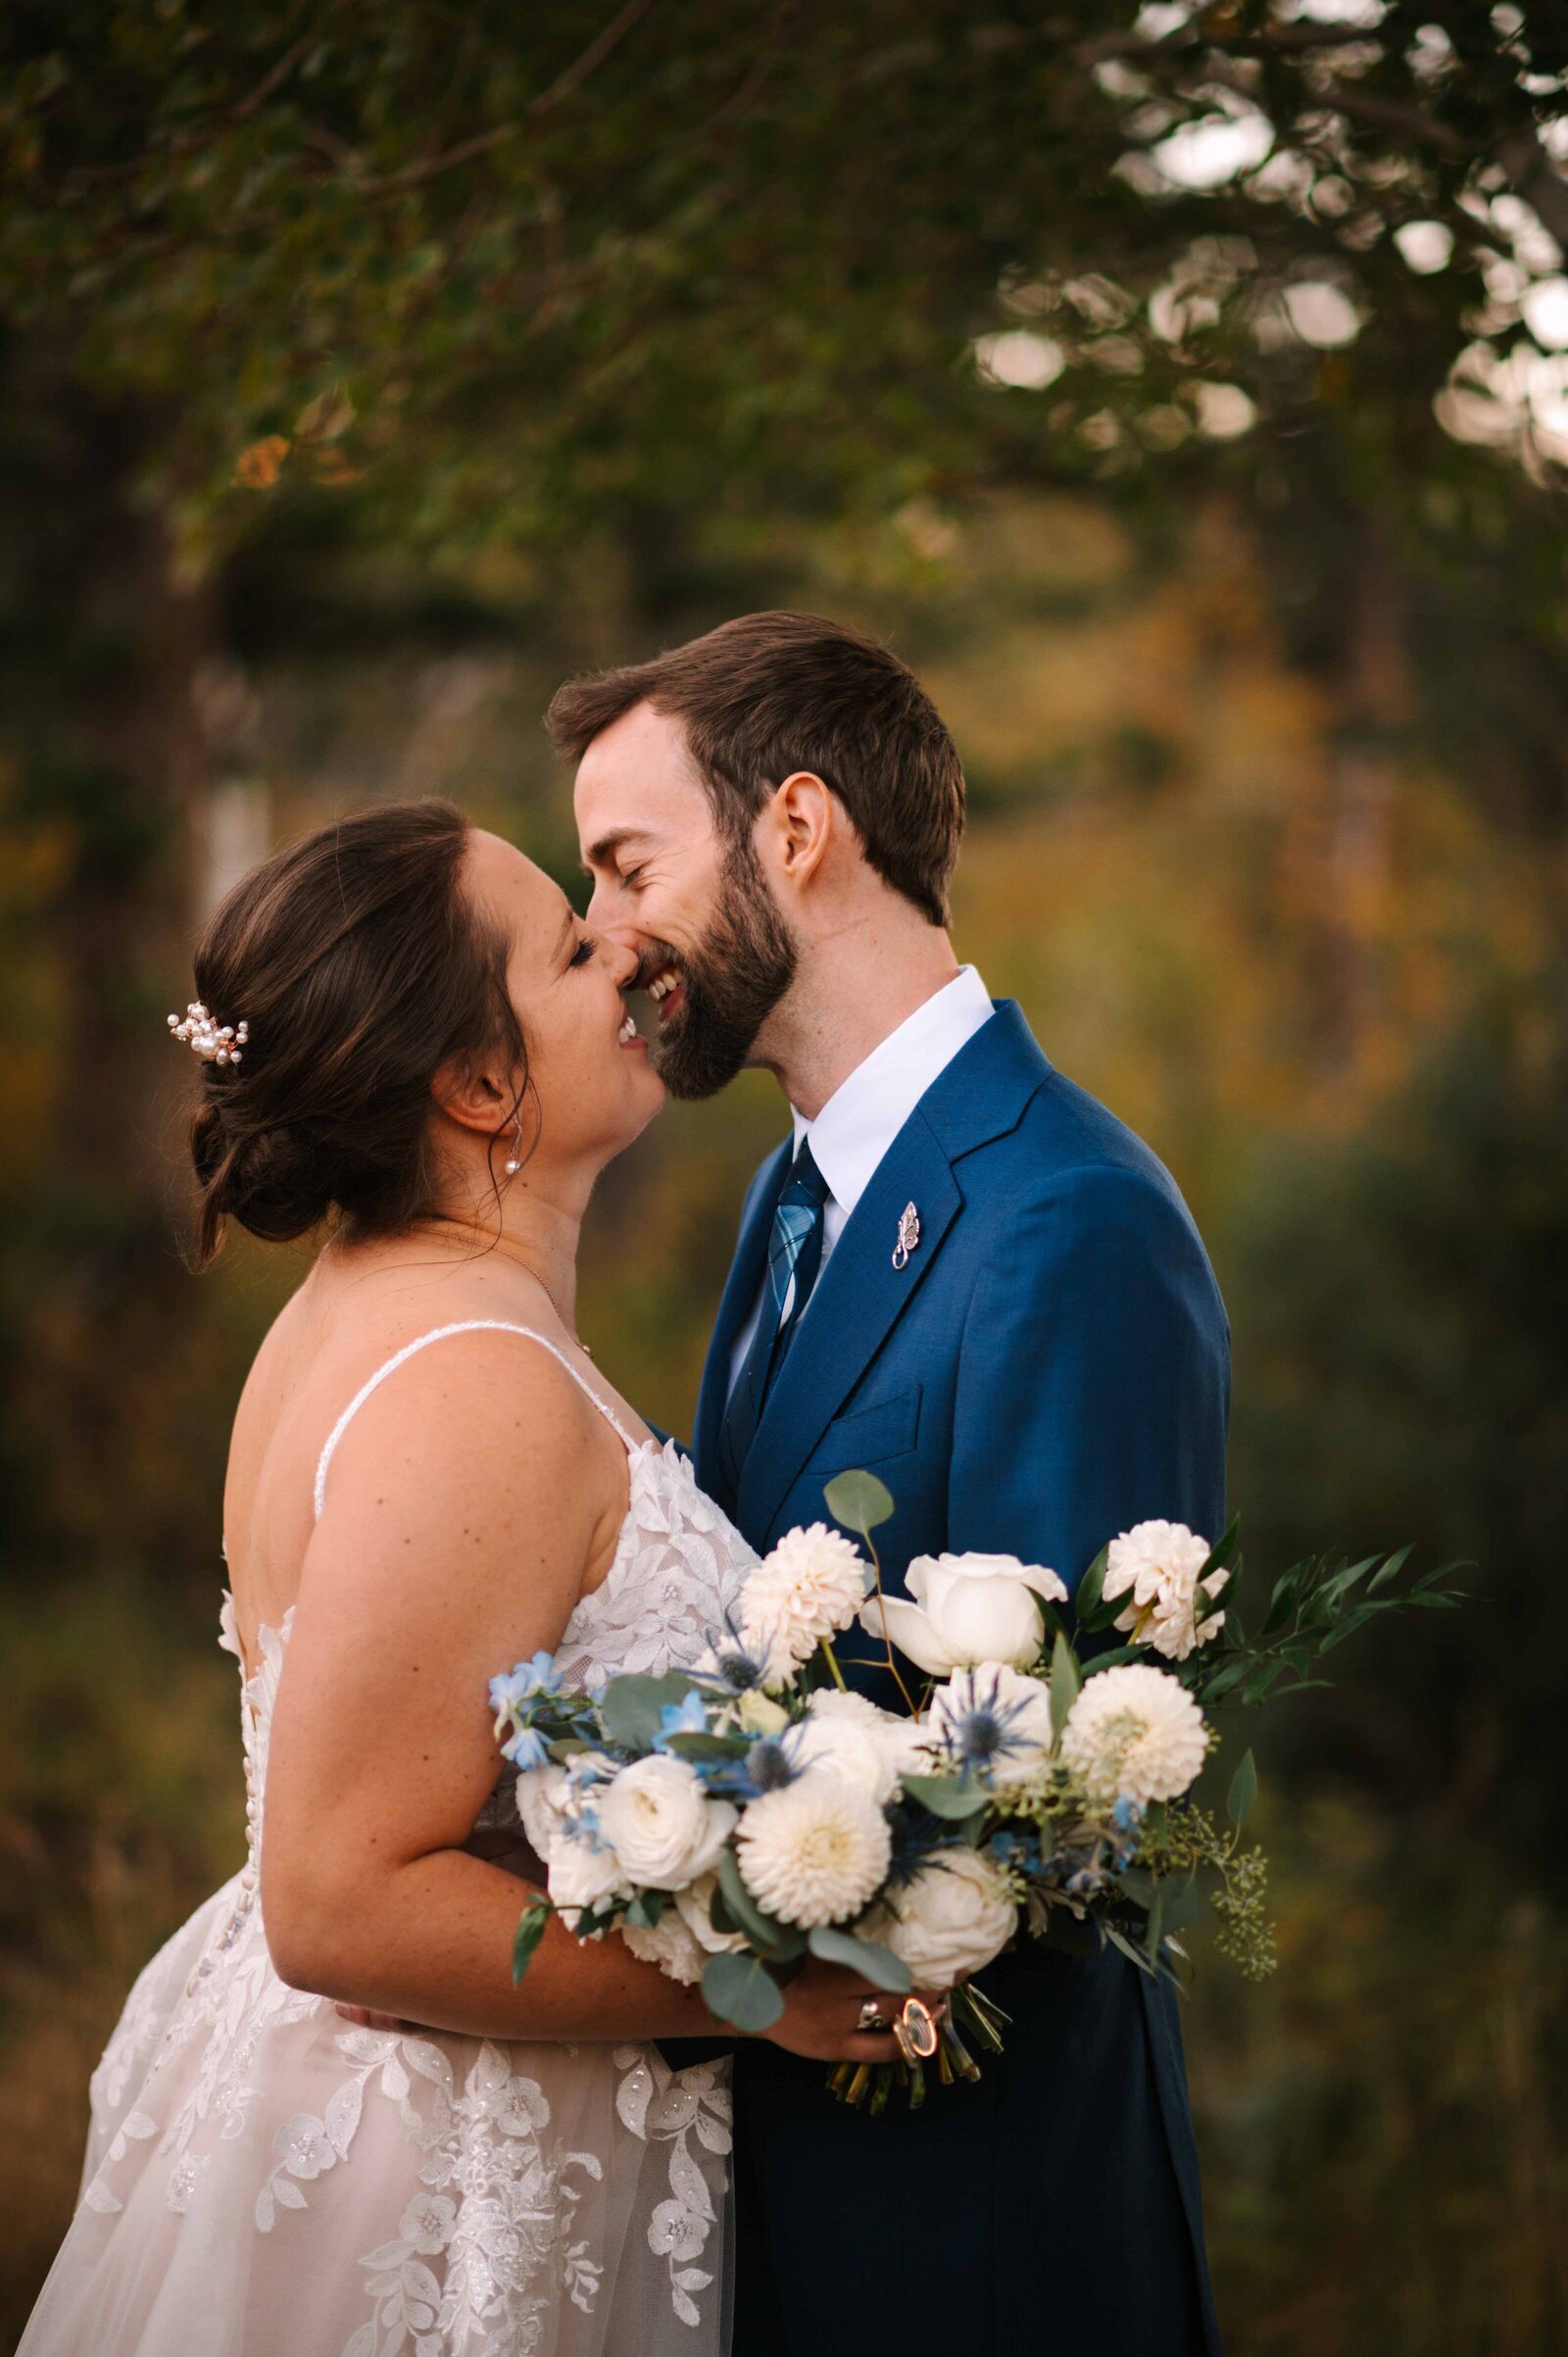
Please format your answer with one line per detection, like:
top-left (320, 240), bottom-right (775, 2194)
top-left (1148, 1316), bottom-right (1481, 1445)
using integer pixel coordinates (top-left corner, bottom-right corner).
top-left (546, 1832), bottom-right (629, 1931)
top-left (672, 1873), bottom-right (749, 1957)
top-left (594, 1756), bottom-right (737, 1891)
top-left (859, 1551), bottom-right (1066, 1675)
top-left (883, 1848), bottom-right (1017, 1987)
top-left (1101, 1520), bottom-right (1227, 1661)
top-left (784, 1712), bottom-right (900, 1805)
top-left (925, 1663), bottom-right (1054, 1786)
top-left (808, 1687), bottom-right (931, 1786)
top-left (620, 1907), bottom-right (708, 1986)
top-left (514, 1763), bottom-right (570, 1861)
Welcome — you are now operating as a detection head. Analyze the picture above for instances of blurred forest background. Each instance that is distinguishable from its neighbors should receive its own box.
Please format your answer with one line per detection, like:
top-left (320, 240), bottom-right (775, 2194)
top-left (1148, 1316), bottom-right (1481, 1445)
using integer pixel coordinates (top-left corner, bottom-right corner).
top-left (2, 3), bottom-right (1567, 2349)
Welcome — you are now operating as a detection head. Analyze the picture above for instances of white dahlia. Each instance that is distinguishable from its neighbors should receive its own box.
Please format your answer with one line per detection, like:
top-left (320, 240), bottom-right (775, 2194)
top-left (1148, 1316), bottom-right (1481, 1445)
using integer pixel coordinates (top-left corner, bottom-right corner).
top-left (1101, 1520), bottom-right (1227, 1662)
top-left (738, 1523), bottom-right (869, 1682)
top-left (736, 1775), bottom-right (892, 1928)
top-left (1058, 1664), bottom-right (1209, 1807)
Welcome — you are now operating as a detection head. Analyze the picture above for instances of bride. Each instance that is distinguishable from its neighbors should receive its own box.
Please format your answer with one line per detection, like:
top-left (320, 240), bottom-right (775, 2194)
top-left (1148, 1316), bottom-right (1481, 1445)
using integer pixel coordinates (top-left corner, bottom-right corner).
top-left (19, 798), bottom-right (899, 2357)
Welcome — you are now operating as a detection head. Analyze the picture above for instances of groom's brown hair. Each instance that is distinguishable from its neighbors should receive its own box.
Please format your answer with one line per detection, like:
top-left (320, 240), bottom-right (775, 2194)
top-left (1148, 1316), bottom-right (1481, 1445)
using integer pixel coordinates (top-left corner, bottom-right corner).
top-left (546, 611), bottom-right (965, 925)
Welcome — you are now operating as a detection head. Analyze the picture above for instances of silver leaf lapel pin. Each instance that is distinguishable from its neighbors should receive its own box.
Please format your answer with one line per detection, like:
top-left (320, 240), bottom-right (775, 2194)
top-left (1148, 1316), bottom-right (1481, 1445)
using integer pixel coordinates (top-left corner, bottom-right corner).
top-left (892, 1202), bottom-right (921, 1271)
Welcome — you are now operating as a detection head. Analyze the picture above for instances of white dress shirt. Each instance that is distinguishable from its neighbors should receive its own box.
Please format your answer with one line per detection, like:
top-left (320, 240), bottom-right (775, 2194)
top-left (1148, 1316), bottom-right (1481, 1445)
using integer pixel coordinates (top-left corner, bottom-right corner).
top-left (727, 965), bottom-right (995, 1393)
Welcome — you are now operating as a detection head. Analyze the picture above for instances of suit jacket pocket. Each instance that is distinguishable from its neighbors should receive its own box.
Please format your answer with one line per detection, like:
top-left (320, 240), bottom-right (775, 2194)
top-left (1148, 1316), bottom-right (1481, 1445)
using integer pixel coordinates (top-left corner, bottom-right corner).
top-left (806, 1385), bottom-right (922, 1473)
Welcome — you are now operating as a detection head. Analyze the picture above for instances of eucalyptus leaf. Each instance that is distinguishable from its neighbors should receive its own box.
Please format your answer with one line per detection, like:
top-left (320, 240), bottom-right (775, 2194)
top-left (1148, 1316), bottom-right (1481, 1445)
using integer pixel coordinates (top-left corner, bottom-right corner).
top-left (1227, 1747), bottom-right (1257, 1827)
top-left (1368, 1545), bottom-right (1414, 1594)
top-left (511, 1899), bottom-right (552, 1985)
top-left (1074, 1545), bottom-right (1109, 1627)
top-left (901, 1771), bottom-right (990, 1821)
top-left (703, 1951), bottom-right (785, 2033)
top-left (1160, 1873), bottom-right (1200, 1933)
top-left (807, 1926), bottom-right (912, 1993)
top-left (1202, 1518), bottom-right (1241, 1575)
top-left (1050, 1630), bottom-right (1081, 1735)
top-left (599, 1672), bottom-right (702, 1752)
top-left (823, 1468), bottom-right (894, 1536)
top-left (1082, 1645), bottom-right (1146, 1677)
top-left (1104, 1924), bottom-right (1155, 1977)
top-left (715, 1846), bottom-right (791, 1951)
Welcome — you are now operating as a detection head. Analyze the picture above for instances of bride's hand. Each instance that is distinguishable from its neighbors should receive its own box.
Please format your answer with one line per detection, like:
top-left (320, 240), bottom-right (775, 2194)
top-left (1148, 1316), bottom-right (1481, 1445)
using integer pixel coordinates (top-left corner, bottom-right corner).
top-left (758, 1957), bottom-right (947, 2063)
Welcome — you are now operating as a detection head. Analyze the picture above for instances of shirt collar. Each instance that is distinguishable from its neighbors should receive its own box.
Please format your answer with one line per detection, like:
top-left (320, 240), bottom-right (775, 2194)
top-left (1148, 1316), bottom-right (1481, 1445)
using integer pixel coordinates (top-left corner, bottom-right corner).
top-left (790, 966), bottom-right (994, 1217)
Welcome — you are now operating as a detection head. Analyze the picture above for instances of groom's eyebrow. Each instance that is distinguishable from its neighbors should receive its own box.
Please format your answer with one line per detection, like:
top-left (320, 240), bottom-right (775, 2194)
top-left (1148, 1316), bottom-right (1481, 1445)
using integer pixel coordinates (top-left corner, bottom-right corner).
top-left (583, 827), bottom-right (652, 872)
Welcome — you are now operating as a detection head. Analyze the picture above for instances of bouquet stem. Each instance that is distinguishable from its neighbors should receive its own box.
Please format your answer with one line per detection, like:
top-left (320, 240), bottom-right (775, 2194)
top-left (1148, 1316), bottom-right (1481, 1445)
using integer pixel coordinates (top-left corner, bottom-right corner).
top-left (825, 1980), bottom-right (1008, 2110)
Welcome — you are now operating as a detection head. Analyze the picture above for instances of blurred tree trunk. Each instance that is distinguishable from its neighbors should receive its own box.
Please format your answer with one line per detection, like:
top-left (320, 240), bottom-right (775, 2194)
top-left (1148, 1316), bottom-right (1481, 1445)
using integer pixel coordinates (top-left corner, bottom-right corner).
top-left (1319, 516), bottom-right (1407, 1073)
top-left (0, 345), bottom-right (226, 1573)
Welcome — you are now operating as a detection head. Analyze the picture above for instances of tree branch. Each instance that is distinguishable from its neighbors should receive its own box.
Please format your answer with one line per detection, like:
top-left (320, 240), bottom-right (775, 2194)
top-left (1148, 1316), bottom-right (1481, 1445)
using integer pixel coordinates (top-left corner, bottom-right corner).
top-left (1497, 122), bottom-right (1568, 253)
top-left (231, 34), bottom-right (315, 123)
top-left (527, 0), bottom-right (661, 117)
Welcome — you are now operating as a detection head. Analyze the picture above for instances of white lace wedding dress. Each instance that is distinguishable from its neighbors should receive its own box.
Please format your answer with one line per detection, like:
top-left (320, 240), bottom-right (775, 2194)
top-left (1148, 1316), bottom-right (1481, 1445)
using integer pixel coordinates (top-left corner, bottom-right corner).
top-left (20, 1323), bottom-right (757, 2357)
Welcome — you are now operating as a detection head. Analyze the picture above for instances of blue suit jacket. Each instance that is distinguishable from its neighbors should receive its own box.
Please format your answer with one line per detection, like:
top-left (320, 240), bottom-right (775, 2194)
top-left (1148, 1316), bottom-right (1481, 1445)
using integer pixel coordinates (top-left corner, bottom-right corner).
top-left (695, 1002), bottom-right (1228, 2357)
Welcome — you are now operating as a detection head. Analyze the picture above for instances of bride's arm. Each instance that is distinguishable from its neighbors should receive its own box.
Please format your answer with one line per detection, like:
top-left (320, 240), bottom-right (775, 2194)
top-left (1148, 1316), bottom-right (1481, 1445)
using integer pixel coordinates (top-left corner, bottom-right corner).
top-left (261, 1335), bottom-right (891, 2061)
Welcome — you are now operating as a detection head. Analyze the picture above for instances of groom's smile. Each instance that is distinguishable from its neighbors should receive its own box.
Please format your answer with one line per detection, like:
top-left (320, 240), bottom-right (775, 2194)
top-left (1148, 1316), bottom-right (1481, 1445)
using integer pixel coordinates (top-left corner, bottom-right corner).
top-left (573, 702), bottom-right (798, 1102)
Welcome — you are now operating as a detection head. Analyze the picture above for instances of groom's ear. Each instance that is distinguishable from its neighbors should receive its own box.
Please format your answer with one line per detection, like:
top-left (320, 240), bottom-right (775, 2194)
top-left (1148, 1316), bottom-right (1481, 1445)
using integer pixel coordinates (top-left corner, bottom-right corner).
top-left (764, 770), bottom-right (837, 896)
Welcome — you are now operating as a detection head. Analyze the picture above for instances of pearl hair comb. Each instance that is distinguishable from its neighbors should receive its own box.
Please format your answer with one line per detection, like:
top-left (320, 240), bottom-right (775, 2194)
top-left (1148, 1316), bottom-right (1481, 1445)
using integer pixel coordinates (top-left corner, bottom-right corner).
top-left (168, 1002), bottom-right (249, 1065)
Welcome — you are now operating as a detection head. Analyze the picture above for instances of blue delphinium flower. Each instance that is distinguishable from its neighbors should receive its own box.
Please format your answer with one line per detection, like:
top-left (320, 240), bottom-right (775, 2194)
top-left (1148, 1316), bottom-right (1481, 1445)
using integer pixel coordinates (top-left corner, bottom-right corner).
top-left (500, 1724), bottom-right (551, 1771)
top-left (989, 1827), bottom-right (1043, 1875)
top-left (488, 1651), bottom-right (564, 1727)
top-left (652, 1691), bottom-right (710, 1750)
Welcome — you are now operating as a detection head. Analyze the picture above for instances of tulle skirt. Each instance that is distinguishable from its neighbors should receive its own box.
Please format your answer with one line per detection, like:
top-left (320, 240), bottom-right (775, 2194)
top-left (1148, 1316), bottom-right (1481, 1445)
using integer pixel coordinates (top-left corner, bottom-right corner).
top-left (19, 1874), bottom-right (732, 2357)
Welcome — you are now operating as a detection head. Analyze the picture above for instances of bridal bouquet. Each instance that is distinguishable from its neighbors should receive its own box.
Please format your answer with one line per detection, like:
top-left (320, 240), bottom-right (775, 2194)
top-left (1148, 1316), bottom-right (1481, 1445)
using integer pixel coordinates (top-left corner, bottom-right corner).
top-left (492, 1473), bottom-right (1460, 2110)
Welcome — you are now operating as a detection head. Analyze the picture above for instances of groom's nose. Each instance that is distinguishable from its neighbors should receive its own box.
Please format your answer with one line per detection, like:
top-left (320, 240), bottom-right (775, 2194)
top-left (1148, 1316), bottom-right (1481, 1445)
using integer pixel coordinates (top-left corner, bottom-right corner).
top-left (584, 879), bottom-right (644, 952)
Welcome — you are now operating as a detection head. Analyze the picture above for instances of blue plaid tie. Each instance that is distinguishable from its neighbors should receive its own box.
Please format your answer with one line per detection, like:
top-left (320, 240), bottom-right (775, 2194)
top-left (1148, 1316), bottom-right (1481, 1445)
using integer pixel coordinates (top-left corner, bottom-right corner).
top-left (718, 1139), bottom-right (831, 1499)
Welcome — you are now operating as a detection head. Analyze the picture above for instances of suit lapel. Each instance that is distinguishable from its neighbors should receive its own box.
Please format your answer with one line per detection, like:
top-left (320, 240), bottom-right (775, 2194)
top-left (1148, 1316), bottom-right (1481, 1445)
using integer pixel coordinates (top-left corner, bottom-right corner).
top-left (734, 1001), bottom-right (1052, 1541)
top-left (737, 1111), bottom-right (962, 1540)
top-left (693, 1136), bottom-right (792, 1487)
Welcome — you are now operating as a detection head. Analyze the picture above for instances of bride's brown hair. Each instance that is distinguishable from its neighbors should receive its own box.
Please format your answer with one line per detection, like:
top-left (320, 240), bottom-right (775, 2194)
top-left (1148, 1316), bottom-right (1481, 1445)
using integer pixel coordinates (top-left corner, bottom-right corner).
top-left (186, 799), bottom-right (526, 1267)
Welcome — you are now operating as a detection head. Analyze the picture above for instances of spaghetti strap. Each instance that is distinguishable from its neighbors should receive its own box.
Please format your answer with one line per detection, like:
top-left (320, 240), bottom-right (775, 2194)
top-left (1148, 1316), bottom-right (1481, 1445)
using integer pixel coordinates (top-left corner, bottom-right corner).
top-left (313, 1320), bottom-right (639, 1520)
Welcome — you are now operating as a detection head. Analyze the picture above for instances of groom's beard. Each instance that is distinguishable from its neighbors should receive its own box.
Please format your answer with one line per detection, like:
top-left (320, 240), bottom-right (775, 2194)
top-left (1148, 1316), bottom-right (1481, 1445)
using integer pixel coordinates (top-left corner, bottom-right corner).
top-left (640, 839), bottom-right (797, 1102)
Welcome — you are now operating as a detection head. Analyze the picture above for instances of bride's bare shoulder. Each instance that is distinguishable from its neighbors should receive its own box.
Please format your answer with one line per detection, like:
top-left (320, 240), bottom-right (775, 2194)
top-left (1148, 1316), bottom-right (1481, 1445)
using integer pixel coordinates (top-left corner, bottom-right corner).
top-left (226, 1241), bottom-right (615, 1555)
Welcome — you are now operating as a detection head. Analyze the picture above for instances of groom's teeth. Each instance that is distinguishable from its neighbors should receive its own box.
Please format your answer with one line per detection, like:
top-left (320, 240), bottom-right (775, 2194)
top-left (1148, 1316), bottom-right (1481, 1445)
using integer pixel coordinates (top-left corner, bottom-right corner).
top-left (647, 971), bottom-right (677, 1002)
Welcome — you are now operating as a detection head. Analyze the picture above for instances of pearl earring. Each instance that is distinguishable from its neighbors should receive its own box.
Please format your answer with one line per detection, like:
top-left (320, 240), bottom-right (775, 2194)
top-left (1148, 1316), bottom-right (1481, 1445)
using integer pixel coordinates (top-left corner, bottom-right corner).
top-left (504, 1112), bottom-right (523, 1177)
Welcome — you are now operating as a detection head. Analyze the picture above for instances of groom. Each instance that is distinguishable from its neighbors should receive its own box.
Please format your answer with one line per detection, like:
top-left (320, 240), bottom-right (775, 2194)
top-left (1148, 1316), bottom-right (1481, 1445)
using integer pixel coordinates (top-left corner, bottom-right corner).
top-left (556, 612), bottom-right (1228, 2357)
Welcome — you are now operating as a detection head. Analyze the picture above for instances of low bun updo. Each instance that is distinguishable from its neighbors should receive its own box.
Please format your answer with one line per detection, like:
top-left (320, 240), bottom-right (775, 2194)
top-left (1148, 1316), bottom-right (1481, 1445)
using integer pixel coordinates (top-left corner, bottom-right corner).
top-left (186, 798), bottom-right (525, 1266)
